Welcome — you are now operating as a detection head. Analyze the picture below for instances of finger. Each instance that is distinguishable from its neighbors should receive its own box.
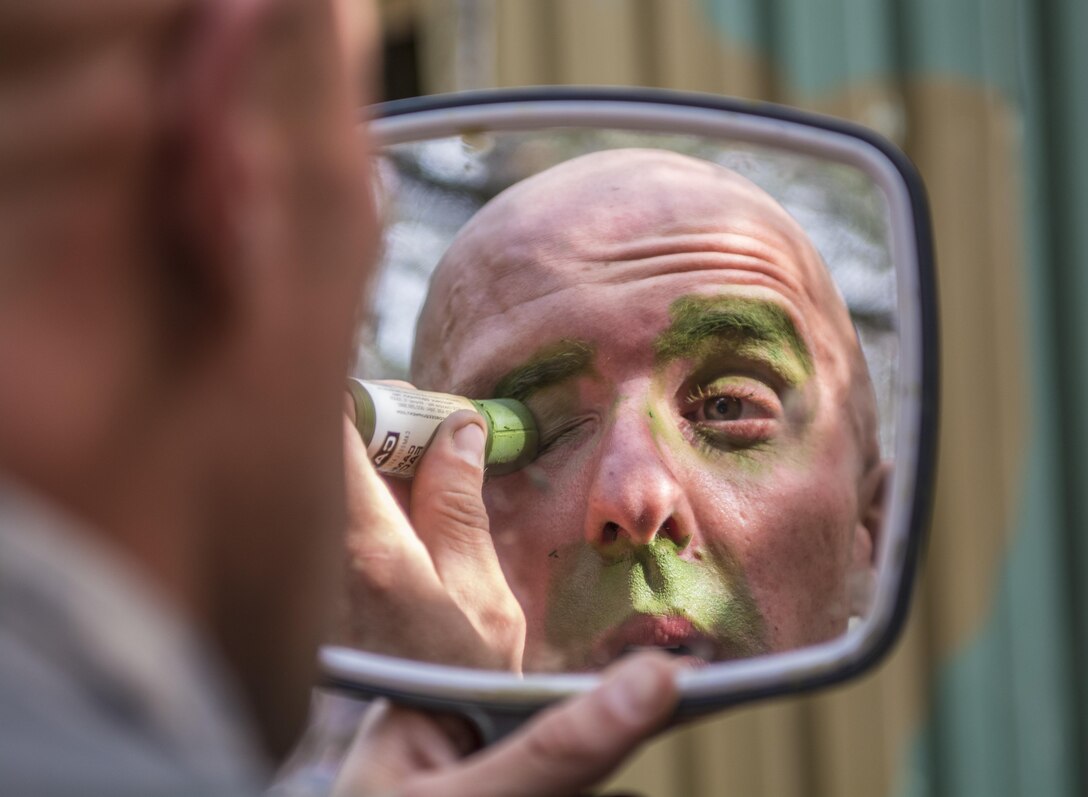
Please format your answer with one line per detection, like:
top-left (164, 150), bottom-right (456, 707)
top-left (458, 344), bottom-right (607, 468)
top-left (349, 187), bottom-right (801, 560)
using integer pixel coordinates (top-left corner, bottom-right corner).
top-left (343, 415), bottom-right (431, 564)
top-left (340, 413), bottom-right (445, 643)
top-left (402, 652), bottom-right (680, 797)
top-left (408, 411), bottom-right (525, 664)
top-left (409, 410), bottom-right (510, 597)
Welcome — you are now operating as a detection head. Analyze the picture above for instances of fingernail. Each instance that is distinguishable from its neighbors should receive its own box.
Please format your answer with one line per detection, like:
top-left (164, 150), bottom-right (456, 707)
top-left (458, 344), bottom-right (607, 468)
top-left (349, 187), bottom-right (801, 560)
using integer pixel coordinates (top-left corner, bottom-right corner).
top-left (453, 422), bottom-right (486, 467)
top-left (602, 658), bottom-right (667, 721)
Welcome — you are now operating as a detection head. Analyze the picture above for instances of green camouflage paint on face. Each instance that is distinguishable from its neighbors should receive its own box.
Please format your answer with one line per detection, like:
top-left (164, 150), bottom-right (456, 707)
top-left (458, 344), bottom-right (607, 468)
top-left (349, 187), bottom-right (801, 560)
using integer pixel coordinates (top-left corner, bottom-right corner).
top-left (491, 340), bottom-right (596, 459)
top-left (544, 537), bottom-right (766, 661)
top-left (654, 295), bottom-right (813, 387)
top-left (644, 294), bottom-right (816, 474)
top-left (643, 380), bottom-right (778, 477)
top-left (643, 392), bottom-right (693, 457)
top-left (493, 339), bottom-right (595, 402)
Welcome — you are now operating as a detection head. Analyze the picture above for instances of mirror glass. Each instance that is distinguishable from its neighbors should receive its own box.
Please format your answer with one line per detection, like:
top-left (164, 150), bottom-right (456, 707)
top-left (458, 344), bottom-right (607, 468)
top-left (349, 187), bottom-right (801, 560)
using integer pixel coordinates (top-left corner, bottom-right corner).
top-left (343, 127), bottom-right (899, 676)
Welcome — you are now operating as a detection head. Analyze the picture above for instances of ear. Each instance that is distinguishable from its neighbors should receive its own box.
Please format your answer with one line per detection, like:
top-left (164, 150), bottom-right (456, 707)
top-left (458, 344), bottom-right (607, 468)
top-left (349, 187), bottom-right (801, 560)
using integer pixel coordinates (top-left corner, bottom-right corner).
top-left (848, 459), bottom-right (890, 618)
top-left (155, 0), bottom-right (321, 360)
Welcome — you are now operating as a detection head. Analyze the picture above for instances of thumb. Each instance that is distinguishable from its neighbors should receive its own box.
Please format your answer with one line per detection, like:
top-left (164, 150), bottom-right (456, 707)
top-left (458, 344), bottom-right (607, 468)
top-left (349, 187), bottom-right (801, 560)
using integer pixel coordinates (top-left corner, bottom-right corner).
top-left (410, 410), bottom-right (525, 669)
top-left (409, 409), bottom-right (502, 588)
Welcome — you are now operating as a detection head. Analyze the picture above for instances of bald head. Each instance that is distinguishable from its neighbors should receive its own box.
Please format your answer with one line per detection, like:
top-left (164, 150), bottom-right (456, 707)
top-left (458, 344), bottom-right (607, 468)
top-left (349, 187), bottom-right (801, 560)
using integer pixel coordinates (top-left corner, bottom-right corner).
top-left (412, 148), bottom-right (878, 465)
top-left (408, 149), bottom-right (888, 668)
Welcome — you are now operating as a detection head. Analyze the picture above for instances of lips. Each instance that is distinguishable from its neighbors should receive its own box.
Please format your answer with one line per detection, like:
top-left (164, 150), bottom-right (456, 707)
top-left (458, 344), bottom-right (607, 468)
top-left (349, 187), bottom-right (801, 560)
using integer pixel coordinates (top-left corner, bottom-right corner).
top-left (590, 613), bottom-right (717, 667)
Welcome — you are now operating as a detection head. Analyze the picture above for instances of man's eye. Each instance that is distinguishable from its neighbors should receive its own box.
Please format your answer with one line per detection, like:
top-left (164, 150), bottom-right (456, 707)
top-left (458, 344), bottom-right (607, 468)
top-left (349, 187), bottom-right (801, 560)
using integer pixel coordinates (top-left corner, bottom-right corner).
top-left (681, 377), bottom-right (784, 451)
top-left (702, 395), bottom-right (744, 422)
top-left (686, 384), bottom-right (770, 424)
top-left (536, 416), bottom-right (593, 456)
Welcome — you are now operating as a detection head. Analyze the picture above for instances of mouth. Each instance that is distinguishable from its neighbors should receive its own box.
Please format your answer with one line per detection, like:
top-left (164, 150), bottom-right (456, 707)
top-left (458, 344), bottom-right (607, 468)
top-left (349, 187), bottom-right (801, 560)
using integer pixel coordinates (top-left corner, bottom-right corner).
top-left (591, 614), bottom-right (717, 668)
top-left (619, 642), bottom-right (714, 659)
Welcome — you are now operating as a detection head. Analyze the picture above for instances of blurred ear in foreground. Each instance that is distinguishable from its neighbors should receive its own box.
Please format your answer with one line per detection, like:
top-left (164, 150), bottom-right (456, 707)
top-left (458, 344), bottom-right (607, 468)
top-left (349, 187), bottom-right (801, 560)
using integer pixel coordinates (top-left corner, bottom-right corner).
top-left (0, 0), bottom-right (383, 767)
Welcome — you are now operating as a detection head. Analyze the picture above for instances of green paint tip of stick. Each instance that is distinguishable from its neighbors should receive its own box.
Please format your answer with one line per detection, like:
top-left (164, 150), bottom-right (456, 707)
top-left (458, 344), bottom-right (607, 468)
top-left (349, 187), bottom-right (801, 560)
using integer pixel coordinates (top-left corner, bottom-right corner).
top-left (475, 397), bottom-right (539, 475)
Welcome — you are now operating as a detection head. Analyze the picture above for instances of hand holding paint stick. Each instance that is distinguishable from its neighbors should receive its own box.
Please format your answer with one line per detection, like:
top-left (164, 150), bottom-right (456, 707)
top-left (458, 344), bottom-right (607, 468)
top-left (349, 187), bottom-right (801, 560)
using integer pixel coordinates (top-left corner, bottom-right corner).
top-left (339, 384), bottom-right (528, 671)
top-left (347, 379), bottom-right (539, 478)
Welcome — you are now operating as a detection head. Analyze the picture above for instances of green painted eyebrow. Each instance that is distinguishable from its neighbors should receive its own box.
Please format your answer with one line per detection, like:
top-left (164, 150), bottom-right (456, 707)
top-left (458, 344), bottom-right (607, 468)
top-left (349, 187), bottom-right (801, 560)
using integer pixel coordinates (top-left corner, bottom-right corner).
top-left (492, 339), bottom-right (595, 402)
top-left (654, 295), bottom-right (813, 384)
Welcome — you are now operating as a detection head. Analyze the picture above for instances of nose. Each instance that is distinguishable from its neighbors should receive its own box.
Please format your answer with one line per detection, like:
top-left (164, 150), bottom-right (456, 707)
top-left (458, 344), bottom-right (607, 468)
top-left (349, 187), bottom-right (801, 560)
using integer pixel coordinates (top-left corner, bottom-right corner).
top-left (583, 409), bottom-right (689, 553)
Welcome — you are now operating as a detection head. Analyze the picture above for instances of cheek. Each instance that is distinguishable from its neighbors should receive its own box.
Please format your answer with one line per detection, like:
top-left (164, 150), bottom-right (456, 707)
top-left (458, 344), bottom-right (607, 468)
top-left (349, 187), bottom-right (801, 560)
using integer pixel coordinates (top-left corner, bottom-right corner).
top-left (695, 461), bottom-right (858, 650)
top-left (483, 455), bottom-right (595, 632)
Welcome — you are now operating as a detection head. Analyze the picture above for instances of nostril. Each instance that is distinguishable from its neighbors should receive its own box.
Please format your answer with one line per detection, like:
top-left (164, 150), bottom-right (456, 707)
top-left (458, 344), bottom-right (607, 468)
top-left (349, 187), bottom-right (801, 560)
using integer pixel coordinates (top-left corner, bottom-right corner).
top-left (599, 518), bottom-right (687, 547)
top-left (652, 515), bottom-right (687, 548)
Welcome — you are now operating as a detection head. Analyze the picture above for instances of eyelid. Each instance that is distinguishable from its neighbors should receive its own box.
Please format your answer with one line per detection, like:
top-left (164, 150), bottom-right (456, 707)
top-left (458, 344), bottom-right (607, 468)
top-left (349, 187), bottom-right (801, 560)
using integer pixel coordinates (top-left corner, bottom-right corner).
top-left (712, 352), bottom-right (800, 394)
top-left (537, 415), bottom-right (594, 454)
top-left (683, 376), bottom-right (783, 418)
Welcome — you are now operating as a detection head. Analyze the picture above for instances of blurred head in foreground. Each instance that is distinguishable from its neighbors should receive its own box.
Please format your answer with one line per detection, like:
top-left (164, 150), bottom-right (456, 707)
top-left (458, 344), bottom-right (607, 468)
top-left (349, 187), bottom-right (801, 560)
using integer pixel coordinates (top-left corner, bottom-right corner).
top-left (0, 0), bottom-right (378, 757)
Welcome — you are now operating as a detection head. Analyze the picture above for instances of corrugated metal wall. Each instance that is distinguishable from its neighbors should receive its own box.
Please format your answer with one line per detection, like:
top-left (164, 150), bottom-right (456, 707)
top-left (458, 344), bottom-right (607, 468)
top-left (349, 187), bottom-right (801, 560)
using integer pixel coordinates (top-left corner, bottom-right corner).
top-left (377, 1), bottom-right (1088, 794)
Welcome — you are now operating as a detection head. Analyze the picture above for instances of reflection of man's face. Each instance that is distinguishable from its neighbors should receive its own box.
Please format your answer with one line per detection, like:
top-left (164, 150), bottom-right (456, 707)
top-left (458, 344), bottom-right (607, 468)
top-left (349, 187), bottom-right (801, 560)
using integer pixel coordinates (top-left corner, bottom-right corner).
top-left (412, 149), bottom-right (884, 672)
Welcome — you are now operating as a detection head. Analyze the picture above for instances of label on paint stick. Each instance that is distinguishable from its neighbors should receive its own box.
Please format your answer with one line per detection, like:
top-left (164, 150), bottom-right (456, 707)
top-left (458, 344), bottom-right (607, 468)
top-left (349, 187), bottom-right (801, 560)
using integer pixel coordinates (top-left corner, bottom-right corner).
top-left (363, 382), bottom-right (476, 477)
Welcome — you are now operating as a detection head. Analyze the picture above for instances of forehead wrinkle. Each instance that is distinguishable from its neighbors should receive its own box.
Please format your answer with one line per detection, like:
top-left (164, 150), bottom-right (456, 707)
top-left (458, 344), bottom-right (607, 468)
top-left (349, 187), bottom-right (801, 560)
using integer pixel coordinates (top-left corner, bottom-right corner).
top-left (520, 220), bottom-right (809, 287)
top-left (449, 227), bottom-right (812, 313)
top-left (443, 257), bottom-right (810, 360)
top-left (580, 251), bottom-right (805, 304)
top-left (474, 211), bottom-right (819, 322)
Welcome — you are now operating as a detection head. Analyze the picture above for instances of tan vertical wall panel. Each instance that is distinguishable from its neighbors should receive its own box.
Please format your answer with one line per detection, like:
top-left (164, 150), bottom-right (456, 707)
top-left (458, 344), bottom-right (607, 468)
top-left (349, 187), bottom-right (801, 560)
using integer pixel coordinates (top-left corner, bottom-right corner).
top-left (905, 81), bottom-right (1019, 659)
top-left (495, 1), bottom-right (557, 87)
top-left (648, 0), bottom-right (771, 97)
top-left (551, 0), bottom-right (645, 86)
top-left (415, 0), bottom-right (458, 93)
top-left (809, 681), bottom-right (890, 797)
top-left (875, 578), bottom-right (932, 781)
top-left (598, 734), bottom-right (680, 795)
top-left (650, 0), bottom-right (720, 92)
top-left (752, 701), bottom-right (810, 796)
top-left (811, 81), bottom-right (909, 147)
top-left (686, 711), bottom-right (770, 796)
top-left (644, 0), bottom-right (722, 94)
top-left (707, 710), bottom-right (788, 796)
top-left (621, 697), bottom-right (814, 796)
top-left (687, 700), bottom-right (810, 796)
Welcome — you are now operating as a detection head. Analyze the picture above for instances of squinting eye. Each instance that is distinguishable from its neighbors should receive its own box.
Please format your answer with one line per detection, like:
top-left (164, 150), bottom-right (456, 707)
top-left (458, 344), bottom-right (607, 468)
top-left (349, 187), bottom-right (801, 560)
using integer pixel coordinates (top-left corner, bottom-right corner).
top-left (703, 395), bottom-right (743, 421)
top-left (535, 416), bottom-right (594, 458)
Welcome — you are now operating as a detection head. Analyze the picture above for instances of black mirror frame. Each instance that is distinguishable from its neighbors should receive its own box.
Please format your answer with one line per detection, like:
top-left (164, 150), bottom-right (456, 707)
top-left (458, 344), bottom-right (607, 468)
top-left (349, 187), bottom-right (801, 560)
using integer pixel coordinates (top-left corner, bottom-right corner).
top-left (322, 86), bottom-right (938, 738)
